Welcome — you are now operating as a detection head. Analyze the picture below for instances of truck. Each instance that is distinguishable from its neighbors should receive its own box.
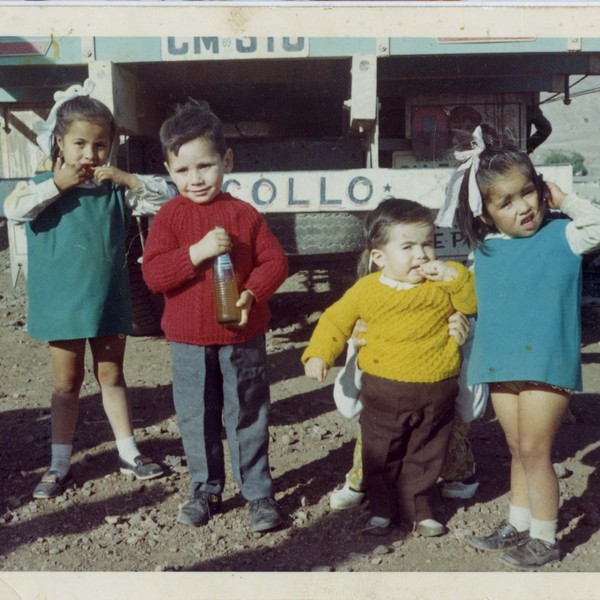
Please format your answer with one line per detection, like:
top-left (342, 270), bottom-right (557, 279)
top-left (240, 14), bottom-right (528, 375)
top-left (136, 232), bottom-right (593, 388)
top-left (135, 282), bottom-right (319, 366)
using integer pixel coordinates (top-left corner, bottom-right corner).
top-left (1, 35), bottom-right (597, 332)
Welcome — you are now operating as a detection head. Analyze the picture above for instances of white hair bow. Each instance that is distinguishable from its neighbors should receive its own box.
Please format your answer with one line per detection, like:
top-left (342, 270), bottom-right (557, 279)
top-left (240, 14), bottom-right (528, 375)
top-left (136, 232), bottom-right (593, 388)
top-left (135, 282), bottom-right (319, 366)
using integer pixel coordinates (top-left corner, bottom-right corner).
top-left (36, 78), bottom-right (96, 157)
top-left (435, 125), bottom-right (485, 228)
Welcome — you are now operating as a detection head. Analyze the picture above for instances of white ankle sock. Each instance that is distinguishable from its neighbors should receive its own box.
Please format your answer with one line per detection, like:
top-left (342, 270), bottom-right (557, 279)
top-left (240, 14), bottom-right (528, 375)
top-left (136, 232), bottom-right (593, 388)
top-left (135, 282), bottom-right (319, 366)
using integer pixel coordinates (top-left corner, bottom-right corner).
top-left (509, 503), bottom-right (531, 532)
top-left (530, 517), bottom-right (558, 545)
top-left (49, 443), bottom-right (72, 477)
top-left (115, 436), bottom-right (140, 465)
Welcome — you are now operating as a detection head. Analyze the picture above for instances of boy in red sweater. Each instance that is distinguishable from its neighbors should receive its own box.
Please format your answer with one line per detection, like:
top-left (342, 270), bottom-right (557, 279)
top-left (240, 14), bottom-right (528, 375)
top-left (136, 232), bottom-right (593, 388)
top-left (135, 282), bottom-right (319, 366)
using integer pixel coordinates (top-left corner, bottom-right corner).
top-left (142, 101), bottom-right (289, 533)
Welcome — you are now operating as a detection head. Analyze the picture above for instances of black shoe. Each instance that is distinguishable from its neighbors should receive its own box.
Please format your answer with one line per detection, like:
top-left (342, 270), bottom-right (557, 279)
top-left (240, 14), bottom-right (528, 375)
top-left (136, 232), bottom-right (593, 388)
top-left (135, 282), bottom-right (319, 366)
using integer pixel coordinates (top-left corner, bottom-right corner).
top-left (177, 490), bottom-right (222, 526)
top-left (248, 497), bottom-right (283, 533)
top-left (33, 469), bottom-right (74, 499)
top-left (469, 521), bottom-right (530, 551)
top-left (119, 455), bottom-right (164, 481)
top-left (500, 538), bottom-right (560, 571)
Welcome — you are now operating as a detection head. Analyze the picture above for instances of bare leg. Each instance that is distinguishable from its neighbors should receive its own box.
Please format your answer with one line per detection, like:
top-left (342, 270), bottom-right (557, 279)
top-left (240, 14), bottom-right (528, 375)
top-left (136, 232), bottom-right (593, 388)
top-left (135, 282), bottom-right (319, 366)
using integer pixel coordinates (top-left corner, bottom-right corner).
top-left (491, 388), bottom-right (529, 510)
top-left (48, 339), bottom-right (86, 444)
top-left (492, 384), bottom-right (567, 520)
top-left (517, 386), bottom-right (568, 521)
top-left (89, 334), bottom-right (133, 440)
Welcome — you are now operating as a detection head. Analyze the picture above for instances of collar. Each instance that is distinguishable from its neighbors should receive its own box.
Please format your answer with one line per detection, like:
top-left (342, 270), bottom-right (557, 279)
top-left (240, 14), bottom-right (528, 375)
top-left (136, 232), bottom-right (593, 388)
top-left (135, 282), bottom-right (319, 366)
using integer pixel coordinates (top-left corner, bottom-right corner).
top-left (379, 273), bottom-right (421, 290)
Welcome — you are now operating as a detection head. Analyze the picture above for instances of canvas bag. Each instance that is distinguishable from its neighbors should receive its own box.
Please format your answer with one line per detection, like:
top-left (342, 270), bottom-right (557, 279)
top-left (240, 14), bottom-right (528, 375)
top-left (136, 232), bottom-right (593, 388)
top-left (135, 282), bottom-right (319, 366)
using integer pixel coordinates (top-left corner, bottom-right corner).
top-left (333, 342), bottom-right (363, 419)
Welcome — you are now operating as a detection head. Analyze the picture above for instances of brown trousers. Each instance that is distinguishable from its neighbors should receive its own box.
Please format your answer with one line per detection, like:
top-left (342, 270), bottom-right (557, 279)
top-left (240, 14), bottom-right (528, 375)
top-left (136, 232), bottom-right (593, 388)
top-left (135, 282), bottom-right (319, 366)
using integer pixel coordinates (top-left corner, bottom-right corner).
top-left (360, 373), bottom-right (457, 524)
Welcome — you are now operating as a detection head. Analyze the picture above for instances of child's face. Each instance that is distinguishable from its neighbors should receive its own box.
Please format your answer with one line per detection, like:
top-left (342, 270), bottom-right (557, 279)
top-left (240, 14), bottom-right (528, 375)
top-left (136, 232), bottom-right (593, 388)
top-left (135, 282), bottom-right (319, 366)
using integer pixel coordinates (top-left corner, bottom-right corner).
top-left (165, 137), bottom-right (233, 204)
top-left (57, 119), bottom-right (111, 173)
top-left (482, 166), bottom-right (543, 238)
top-left (370, 221), bottom-right (436, 284)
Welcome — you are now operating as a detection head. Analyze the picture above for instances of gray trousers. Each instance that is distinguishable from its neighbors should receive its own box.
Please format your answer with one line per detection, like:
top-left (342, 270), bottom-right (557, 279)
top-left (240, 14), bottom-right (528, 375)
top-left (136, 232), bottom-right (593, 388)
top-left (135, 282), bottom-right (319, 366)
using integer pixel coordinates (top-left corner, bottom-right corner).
top-left (171, 335), bottom-right (273, 501)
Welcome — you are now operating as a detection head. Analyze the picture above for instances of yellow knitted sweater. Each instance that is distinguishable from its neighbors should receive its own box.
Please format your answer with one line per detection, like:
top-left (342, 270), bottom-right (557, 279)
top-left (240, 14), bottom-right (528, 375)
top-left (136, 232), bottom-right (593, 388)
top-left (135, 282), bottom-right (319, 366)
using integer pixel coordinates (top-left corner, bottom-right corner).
top-left (301, 262), bottom-right (477, 383)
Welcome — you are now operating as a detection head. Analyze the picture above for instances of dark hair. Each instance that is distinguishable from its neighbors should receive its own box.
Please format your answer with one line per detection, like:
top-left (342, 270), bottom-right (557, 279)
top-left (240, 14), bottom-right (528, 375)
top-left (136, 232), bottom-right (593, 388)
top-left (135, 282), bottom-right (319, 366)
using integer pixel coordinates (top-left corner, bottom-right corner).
top-left (159, 100), bottom-right (227, 160)
top-left (455, 134), bottom-right (548, 249)
top-left (51, 96), bottom-right (116, 166)
top-left (357, 198), bottom-right (434, 277)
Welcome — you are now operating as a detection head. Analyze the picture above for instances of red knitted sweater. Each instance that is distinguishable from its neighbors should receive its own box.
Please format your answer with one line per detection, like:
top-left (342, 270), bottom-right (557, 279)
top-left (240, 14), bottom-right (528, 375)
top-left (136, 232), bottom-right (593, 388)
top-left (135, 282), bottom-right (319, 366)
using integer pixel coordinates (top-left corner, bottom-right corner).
top-left (142, 192), bottom-right (288, 345)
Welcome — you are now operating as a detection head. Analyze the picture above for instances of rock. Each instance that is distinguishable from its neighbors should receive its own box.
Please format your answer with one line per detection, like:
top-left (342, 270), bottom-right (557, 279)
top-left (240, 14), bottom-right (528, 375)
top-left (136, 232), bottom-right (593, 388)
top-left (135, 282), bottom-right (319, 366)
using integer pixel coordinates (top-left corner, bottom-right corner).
top-left (373, 545), bottom-right (390, 555)
top-left (311, 565), bottom-right (334, 572)
top-left (105, 515), bottom-right (120, 525)
top-left (553, 463), bottom-right (569, 479)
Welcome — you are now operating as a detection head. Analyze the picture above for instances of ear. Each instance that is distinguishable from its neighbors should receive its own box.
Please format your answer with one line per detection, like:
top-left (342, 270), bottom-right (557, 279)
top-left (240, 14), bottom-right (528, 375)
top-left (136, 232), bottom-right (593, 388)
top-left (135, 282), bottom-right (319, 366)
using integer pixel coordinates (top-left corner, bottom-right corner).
top-left (370, 248), bottom-right (385, 270)
top-left (163, 161), bottom-right (173, 177)
top-left (223, 148), bottom-right (234, 174)
top-left (56, 136), bottom-right (64, 152)
top-left (479, 213), bottom-right (493, 227)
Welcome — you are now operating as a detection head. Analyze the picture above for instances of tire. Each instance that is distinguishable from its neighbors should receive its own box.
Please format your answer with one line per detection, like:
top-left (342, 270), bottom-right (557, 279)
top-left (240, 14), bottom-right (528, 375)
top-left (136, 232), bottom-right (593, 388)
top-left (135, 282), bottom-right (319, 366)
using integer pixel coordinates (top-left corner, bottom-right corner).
top-left (264, 212), bottom-right (366, 255)
top-left (126, 217), bottom-right (164, 336)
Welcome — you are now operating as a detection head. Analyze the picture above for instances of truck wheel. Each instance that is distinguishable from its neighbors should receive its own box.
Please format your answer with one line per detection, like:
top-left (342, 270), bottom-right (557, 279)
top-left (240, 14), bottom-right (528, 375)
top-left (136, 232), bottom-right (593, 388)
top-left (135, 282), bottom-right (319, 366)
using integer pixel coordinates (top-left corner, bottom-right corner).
top-left (265, 212), bottom-right (366, 255)
top-left (126, 218), bottom-right (164, 336)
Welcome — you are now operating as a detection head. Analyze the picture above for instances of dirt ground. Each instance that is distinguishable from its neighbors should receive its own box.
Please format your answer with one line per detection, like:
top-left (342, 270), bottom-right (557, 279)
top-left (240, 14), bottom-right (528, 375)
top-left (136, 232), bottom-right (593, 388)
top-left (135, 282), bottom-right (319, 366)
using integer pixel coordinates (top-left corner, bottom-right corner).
top-left (1, 217), bottom-right (600, 574)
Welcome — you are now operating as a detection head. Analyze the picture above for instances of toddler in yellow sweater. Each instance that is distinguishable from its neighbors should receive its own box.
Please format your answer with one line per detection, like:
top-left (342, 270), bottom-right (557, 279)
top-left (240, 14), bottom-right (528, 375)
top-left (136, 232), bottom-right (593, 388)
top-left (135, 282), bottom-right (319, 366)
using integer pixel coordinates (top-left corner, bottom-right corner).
top-left (303, 198), bottom-right (477, 536)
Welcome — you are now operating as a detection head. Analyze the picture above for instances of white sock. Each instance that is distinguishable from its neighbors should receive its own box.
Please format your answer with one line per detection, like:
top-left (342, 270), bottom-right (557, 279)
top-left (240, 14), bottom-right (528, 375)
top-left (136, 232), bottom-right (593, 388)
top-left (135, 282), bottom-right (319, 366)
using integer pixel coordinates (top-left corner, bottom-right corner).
top-left (509, 503), bottom-right (531, 532)
top-left (49, 443), bottom-right (72, 478)
top-left (530, 517), bottom-right (558, 545)
top-left (115, 436), bottom-right (140, 465)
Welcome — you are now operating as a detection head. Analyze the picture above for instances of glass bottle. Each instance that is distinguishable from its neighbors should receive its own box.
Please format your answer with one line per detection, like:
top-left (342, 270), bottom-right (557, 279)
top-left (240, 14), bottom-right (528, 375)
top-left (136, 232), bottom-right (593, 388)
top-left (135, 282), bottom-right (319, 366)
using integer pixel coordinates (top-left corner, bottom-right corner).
top-left (213, 253), bottom-right (241, 324)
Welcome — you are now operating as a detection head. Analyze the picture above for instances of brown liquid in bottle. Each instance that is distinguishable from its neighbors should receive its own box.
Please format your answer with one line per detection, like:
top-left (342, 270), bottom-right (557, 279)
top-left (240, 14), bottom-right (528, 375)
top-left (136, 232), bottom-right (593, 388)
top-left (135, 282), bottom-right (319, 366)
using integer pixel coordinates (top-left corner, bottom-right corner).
top-left (213, 253), bottom-right (241, 324)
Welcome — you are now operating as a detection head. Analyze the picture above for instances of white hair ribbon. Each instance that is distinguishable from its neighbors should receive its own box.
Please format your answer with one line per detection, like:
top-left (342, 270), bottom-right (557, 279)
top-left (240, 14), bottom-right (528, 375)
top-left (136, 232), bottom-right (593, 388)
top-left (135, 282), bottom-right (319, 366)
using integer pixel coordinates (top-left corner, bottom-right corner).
top-left (435, 125), bottom-right (485, 228)
top-left (36, 78), bottom-right (96, 157)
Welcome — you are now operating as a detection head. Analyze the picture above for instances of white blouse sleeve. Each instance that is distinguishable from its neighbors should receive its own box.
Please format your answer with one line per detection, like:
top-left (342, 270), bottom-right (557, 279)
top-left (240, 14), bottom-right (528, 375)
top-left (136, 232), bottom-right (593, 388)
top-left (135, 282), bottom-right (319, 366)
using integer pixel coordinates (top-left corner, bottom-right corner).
top-left (562, 193), bottom-right (600, 255)
top-left (125, 175), bottom-right (176, 215)
top-left (3, 178), bottom-right (61, 223)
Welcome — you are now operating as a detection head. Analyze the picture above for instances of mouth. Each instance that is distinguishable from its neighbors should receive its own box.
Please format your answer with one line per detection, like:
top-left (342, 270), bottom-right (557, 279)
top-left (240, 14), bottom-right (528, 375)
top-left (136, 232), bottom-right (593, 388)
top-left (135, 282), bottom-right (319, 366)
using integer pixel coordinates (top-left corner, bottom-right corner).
top-left (189, 187), bottom-right (209, 196)
top-left (520, 212), bottom-right (538, 229)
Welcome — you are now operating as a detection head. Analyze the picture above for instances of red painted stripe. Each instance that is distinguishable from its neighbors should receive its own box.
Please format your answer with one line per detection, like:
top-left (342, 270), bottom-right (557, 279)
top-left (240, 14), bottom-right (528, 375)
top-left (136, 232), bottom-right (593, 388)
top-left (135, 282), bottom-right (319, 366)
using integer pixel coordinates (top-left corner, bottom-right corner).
top-left (0, 40), bottom-right (51, 56)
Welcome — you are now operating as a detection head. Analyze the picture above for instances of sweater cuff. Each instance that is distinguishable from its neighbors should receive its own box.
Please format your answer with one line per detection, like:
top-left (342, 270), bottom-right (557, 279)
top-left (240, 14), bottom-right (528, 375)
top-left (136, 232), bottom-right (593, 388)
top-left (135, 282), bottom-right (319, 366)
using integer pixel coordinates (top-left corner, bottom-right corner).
top-left (437, 261), bottom-right (470, 293)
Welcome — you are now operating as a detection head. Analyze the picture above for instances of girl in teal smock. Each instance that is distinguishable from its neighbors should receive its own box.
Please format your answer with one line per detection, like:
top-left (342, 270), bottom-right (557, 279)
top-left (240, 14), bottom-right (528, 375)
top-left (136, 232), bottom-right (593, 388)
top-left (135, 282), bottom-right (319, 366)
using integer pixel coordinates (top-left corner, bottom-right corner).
top-left (436, 126), bottom-right (600, 571)
top-left (4, 80), bottom-right (174, 499)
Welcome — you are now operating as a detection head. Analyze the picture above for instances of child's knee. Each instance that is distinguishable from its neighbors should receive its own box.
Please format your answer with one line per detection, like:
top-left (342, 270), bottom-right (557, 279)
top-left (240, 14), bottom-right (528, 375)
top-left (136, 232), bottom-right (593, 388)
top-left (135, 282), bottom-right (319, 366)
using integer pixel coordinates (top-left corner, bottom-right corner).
top-left (53, 373), bottom-right (84, 396)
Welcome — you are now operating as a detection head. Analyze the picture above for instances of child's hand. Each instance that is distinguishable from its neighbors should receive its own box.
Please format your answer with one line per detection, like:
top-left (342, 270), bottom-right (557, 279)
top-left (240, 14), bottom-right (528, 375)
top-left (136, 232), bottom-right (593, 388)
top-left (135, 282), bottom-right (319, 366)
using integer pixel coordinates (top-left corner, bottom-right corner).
top-left (53, 156), bottom-right (92, 192)
top-left (225, 290), bottom-right (254, 328)
top-left (448, 311), bottom-right (470, 346)
top-left (351, 318), bottom-right (368, 348)
top-left (93, 165), bottom-right (140, 189)
top-left (304, 357), bottom-right (329, 383)
top-left (546, 181), bottom-right (568, 210)
top-left (419, 260), bottom-right (457, 282)
top-left (189, 227), bottom-right (232, 267)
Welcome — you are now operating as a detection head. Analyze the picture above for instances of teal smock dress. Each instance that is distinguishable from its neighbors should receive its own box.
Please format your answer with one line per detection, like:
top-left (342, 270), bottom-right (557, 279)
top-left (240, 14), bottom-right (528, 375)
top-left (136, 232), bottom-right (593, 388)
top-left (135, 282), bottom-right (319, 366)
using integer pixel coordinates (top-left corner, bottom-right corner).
top-left (468, 217), bottom-right (583, 392)
top-left (25, 172), bottom-right (133, 341)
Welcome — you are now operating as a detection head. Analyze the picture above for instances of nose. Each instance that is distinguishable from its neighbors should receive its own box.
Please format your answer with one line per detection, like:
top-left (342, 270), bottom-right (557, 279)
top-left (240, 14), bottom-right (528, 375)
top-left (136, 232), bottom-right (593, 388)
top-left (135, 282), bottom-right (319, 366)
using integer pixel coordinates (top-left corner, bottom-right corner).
top-left (514, 196), bottom-right (532, 213)
top-left (191, 168), bottom-right (204, 184)
top-left (83, 145), bottom-right (96, 160)
top-left (414, 245), bottom-right (427, 260)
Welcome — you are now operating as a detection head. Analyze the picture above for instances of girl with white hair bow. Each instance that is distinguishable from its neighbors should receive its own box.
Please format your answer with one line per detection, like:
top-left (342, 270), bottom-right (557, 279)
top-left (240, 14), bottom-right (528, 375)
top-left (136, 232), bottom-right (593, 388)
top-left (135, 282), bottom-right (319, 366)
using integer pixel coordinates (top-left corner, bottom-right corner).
top-left (4, 79), bottom-right (174, 499)
top-left (436, 126), bottom-right (600, 570)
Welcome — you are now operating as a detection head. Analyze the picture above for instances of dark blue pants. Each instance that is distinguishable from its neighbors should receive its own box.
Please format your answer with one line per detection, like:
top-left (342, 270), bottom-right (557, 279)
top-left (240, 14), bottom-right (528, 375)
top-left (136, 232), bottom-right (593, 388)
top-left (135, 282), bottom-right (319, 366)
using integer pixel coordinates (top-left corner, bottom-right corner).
top-left (171, 335), bottom-right (273, 501)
